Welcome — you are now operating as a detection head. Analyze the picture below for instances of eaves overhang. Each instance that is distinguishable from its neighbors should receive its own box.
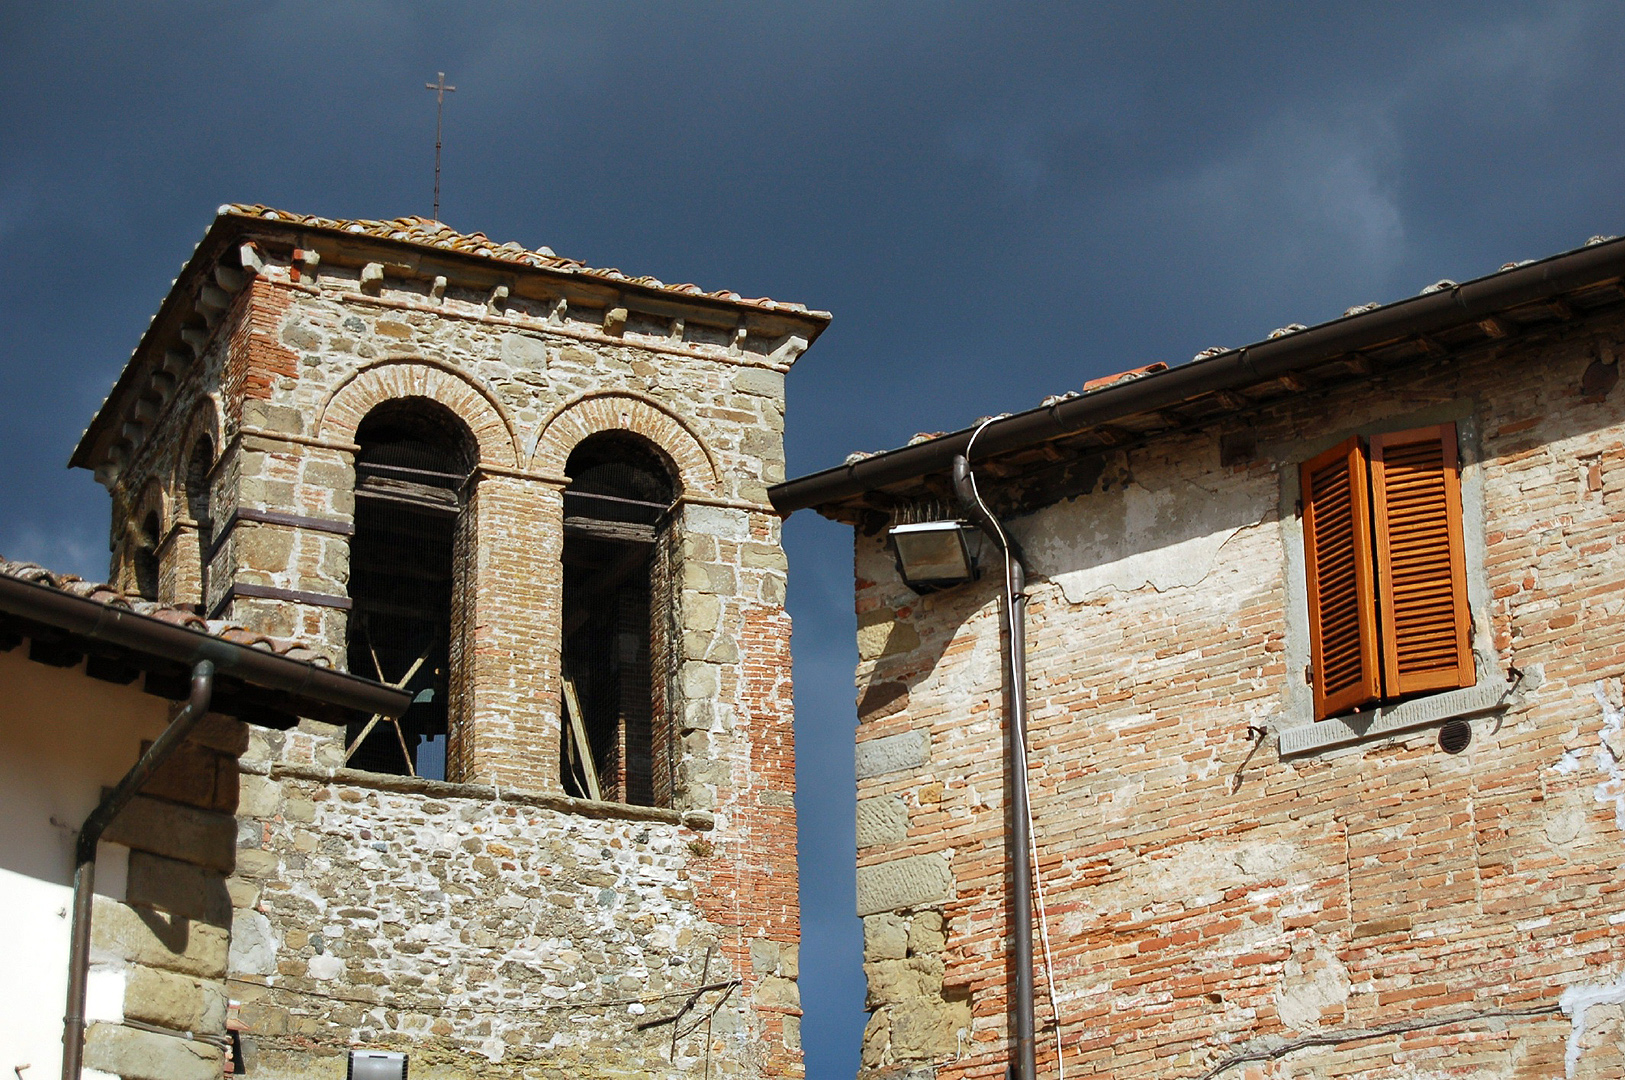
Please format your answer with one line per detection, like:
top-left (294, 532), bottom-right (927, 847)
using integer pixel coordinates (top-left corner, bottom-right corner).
top-left (0, 570), bottom-right (410, 727)
top-left (71, 205), bottom-right (831, 474)
top-left (771, 234), bottom-right (1625, 523)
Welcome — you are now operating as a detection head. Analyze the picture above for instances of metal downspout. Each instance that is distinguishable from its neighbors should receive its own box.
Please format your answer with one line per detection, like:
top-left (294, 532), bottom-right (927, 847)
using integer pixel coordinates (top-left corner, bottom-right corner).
top-left (62, 660), bottom-right (215, 1080)
top-left (954, 454), bottom-right (1037, 1080)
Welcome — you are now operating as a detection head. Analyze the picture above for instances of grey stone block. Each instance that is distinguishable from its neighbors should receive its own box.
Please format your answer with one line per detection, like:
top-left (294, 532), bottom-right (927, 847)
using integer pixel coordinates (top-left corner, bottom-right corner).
top-left (864, 913), bottom-right (908, 960)
top-left (91, 897), bottom-right (230, 979)
top-left (123, 967), bottom-right (227, 1033)
top-left (126, 852), bottom-right (232, 925)
top-left (84, 1021), bottom-right (220, 1080)
top-left (856, 796), bottom-right (909, 848)
top-left (855, 730), bottom-right (929, 780)
top-left (750, 937), bottom-right (781, 974)
top-left (102, 794), bottom-right (236, 873)
top-left (855, 853), bottom-right (953, 917)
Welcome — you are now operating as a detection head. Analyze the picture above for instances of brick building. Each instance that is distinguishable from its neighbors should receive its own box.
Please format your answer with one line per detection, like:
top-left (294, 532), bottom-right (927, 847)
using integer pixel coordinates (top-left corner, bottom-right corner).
top-left (772, 236), bottom-right (1625, 1078)
top-left (64, 205), bottom-right (828, 1077)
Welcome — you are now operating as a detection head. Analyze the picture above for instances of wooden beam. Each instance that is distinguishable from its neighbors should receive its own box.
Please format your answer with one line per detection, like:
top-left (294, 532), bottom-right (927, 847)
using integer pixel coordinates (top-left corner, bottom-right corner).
top-left (562, 672), bottom-right (602, 802)
top-left (564, 517), bottom-right (657, 544)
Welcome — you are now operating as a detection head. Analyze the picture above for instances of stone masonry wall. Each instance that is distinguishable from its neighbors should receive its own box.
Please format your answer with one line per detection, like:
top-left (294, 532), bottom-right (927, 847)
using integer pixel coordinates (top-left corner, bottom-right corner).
top-left (229, 720), bottom-right (801, 1078)
top-left (850, 315), bottom-right (1625, 1079)
top-left (90, 225), bottom-right (809, 1078)
top-left (86, 714), bottom-right (248, 1080)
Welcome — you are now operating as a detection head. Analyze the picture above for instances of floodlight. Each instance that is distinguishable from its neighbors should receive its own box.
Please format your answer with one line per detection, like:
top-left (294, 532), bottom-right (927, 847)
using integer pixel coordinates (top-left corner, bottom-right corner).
top-left (348, 1050), bottom-right (408, 1080)
top-left (889, 520), bottom-right (979, 591)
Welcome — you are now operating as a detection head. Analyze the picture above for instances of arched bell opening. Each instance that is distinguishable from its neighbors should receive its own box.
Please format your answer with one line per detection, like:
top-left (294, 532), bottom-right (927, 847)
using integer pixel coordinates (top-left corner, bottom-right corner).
top-left (345, 398), bottom-right (475, 780)
top-left (560, 432), bottom-right (679, 806)
top-left (133, 511), bottom-right (161, 601)
top-left (184, 434), bottom-right (214, 608)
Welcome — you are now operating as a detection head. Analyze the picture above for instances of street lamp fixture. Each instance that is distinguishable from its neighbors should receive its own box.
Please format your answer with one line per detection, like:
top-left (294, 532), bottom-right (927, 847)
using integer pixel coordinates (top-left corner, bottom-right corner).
top-left (889, 520), bottom-right (980, 592)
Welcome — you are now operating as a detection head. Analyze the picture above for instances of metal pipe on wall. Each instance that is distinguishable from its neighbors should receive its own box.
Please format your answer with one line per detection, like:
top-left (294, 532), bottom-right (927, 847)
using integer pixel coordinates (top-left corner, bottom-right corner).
top-left (954, 453), bottom-right (1037, 1080)
top-left (62, 660), bottom-right (215, 1080)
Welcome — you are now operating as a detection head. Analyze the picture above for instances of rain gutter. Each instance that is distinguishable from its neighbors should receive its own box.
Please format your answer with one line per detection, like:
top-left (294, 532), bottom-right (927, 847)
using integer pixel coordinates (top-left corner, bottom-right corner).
top-left (0, 573), bottom-right (411, 720)
top-left (770, 235), bottom-right (1625, 515)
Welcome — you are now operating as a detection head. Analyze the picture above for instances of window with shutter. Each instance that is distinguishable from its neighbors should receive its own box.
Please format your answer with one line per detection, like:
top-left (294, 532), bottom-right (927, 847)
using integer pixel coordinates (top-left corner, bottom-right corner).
top-left (1370, 423), bottom-right (1473, 697)
top-left (1301, 437), bottom-right (1381, 720)
top-left (1301, 424), bottom-right (1474, 721)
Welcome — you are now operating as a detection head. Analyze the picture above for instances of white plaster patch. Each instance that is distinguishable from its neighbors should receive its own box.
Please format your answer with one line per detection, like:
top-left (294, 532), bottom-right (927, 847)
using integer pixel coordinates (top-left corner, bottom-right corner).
top-left (1275, 947), bottom-right (1350, 1031)
top-left (1014, 476), bottom-right (1273, 603)
top-left (1101, 836), bottom-right (1302, 911)
top-left (84, 966), bottom-right (126, 1023)
top-left (684, 504), bottom-right (749, 540)
top-left (229, 908), bottom-right (277, 976)
top-left (307, 953), bottom-right (345, 981)
top-left (1561, 967), bottom-right (1625, 1078)
top-left (1590, 681), bottom-right (1625, 833)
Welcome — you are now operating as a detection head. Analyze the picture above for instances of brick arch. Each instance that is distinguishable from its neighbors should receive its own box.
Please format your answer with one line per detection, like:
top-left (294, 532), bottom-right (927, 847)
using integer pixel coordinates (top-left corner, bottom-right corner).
top-left (530, 392), bottom-right (719, 494)
top-left (169, 399), bottom-right (222, 508)
top-left (131, 476), bottom-right (168, 533)
top-left (317, 360), bottom-right (520, 467)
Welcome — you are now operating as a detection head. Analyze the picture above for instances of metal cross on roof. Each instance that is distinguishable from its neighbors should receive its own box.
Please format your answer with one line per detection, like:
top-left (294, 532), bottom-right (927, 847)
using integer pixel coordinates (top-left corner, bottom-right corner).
top-left (424, 71), bottom-right (456, 221)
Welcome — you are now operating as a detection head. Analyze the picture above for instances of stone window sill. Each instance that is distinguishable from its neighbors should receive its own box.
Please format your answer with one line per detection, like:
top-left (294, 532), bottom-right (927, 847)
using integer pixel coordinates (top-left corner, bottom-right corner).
top-left (258, 762), bottom-right (715, 829)
top-left (1277, 679), bottom-right (1518, 757)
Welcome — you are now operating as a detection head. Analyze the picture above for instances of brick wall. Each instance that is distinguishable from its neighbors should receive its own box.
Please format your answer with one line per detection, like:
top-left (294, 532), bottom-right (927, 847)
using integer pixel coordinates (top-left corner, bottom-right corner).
top-left (850, 317), bottom-right (1625, 1078)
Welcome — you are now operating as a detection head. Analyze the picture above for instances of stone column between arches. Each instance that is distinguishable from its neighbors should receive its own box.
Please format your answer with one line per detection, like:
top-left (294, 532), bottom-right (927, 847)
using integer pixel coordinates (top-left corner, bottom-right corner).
top-left (447, 472), bottom-right (565, 793)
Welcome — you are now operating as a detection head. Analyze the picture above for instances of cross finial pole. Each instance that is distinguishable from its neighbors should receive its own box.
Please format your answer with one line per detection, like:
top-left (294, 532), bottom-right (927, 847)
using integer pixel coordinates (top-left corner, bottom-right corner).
top-left (424, 71), bottom-right (456, 221)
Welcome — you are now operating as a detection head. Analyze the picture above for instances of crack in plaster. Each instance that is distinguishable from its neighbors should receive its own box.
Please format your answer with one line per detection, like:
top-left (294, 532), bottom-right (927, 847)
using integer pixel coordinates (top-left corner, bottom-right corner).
top-left (1016, 476), bottom-right (1274, 603)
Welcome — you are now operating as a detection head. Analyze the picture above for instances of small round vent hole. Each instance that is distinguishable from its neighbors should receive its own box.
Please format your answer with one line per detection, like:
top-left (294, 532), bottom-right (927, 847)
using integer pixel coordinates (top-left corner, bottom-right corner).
top-left (1439, 719), bottom-right (1473, 754)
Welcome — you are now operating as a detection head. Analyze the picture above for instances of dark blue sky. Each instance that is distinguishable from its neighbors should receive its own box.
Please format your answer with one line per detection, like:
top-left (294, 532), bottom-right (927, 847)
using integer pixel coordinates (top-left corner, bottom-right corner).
top-left (5, 4), bottom-right (1625, 1075)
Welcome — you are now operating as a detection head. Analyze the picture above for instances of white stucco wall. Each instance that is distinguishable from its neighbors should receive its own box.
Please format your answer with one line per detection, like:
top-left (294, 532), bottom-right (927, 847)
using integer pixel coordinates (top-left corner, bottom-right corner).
top-left (0, 646), bottom-right (170, 1080)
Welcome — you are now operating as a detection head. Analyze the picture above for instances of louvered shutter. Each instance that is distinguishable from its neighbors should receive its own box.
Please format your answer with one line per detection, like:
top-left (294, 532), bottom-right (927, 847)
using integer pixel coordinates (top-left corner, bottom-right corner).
top-left (1370, 423), bottom-right (1473, 696)
top-left (1302, 437), bottom-right (1382, 720)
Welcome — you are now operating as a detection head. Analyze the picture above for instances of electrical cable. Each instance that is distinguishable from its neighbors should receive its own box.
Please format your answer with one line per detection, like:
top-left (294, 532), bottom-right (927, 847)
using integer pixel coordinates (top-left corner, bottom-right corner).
top-left (962, 419), bottom-right (1065, 1080)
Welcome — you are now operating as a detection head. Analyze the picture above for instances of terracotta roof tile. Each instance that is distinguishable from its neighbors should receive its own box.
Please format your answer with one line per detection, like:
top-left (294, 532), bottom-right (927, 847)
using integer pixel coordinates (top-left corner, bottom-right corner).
top-left (221, 204), bottom-right (830, 318)
top-left (1081, 362), bottom-right (1168, 393)
top-left (0, 557), bottom-right (331, 665)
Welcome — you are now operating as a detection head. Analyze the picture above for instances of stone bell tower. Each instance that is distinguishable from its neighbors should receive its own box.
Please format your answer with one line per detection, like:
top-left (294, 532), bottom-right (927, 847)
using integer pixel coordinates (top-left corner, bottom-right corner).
top-left (73, 203), bottom-right (827, 806)
top-left (73, 205), bottom-right (827, 1078)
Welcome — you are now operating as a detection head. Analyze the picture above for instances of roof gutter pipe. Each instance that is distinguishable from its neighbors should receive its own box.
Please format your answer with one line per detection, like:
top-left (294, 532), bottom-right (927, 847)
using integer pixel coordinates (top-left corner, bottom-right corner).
top-left (954, 434), bottom-right (1038, 1080)
top-left (62, 660), bottom-right (215, 1080)
top-left (771, 237), bottom-right (1625, 514)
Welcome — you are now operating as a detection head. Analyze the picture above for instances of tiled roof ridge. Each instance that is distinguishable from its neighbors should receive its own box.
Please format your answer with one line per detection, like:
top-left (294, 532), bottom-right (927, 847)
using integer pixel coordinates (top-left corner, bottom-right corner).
top-left (0, 557), bottom-right (331, 665)
top-left (220, 203), bottom-right (829, 318)
top-left (880, 231), bottom-right (1625, 454)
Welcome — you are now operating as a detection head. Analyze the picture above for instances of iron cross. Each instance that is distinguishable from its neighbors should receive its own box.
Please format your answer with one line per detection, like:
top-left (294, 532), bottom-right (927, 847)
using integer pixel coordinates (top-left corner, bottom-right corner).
top-left (424, 72), bottom-right (456, 221)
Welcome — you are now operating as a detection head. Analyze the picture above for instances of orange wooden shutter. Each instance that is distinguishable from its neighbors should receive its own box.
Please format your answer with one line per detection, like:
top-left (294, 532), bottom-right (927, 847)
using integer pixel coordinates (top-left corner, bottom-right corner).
top-left (1302, 437), bottom-right (1382, 720)
top-left (1370, 423), bottom-right (1473, 697)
